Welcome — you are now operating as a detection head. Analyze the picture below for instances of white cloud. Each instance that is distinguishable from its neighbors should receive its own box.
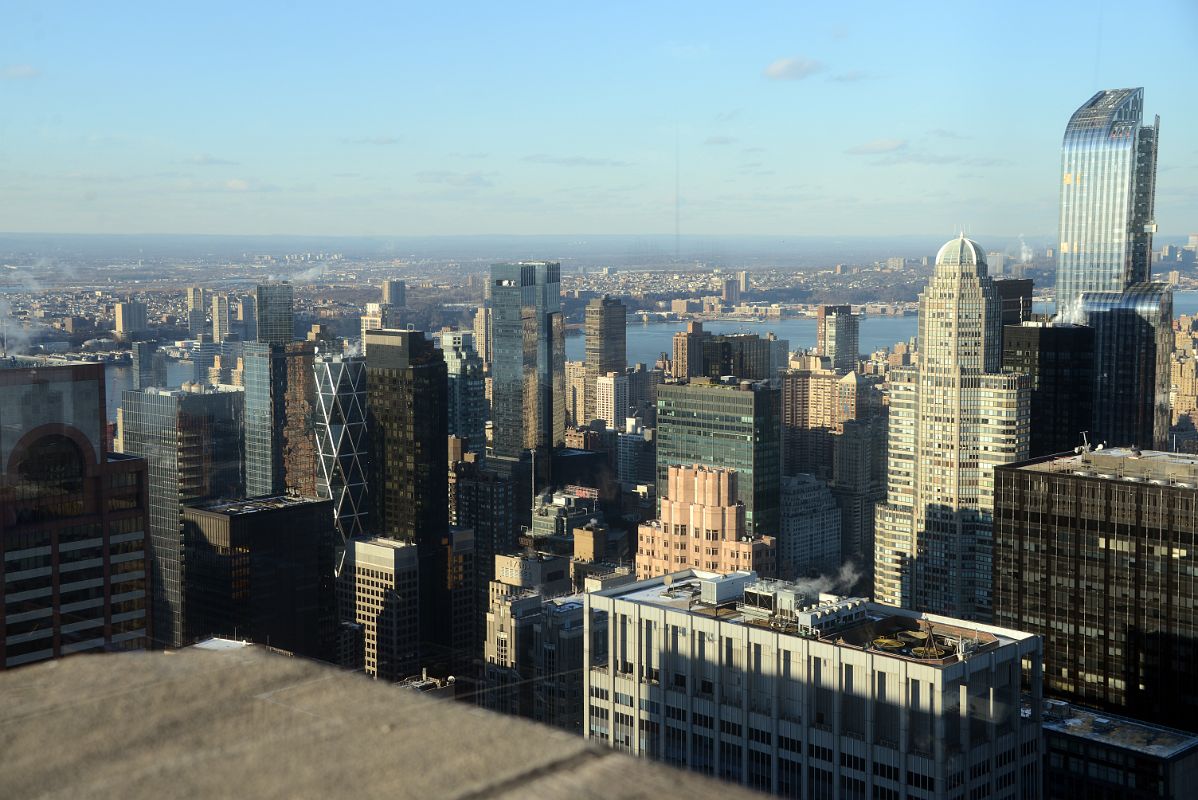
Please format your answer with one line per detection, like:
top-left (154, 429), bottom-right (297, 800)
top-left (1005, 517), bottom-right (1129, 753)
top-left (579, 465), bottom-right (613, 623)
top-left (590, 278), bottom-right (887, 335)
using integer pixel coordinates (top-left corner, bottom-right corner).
top-left (763, 56), bottom-right (823, 80)
top-left (845, 138), bottom-right (907, 155)
top-left (1, 64), bottom-right (40, 80)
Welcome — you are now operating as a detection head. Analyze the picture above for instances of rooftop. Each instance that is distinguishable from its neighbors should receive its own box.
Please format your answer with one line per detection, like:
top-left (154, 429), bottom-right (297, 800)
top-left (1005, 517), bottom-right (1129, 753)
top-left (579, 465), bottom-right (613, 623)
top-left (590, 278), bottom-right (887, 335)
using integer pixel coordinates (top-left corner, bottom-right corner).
top-left (1040, 699), bottom-right (1198, 760)
top-left (599, 571), bottom-right (1029, 668)
top-left (0, 646), bottom-right (757, 800)
top-left (190, 495), bottom-right (329, 515)
top-left (1011, 447), bottom-right (1198, 486)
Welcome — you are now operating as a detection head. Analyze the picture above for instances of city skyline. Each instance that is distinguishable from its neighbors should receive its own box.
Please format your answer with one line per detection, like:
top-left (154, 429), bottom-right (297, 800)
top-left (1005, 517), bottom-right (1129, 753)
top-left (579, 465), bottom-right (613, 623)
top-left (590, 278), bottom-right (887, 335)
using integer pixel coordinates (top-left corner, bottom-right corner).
top-left (2, 3), bottom-right (1197, 238)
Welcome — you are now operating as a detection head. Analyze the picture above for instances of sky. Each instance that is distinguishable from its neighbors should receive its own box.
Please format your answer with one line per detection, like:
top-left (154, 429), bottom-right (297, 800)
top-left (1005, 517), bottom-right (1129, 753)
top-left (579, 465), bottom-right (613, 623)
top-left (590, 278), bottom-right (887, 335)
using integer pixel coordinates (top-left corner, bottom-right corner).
top-left (2, 1), bottom-right (1196, 239)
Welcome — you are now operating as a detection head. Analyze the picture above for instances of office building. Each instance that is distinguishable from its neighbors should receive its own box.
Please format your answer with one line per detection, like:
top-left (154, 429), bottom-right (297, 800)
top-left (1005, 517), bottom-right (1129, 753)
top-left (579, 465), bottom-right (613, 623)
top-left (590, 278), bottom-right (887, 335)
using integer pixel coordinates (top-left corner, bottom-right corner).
top-left (1002, 323), bottom-right (1094, 457)
top-left (472, 305), bottom-right (492, 371)
top-left (636, 465), bottom-right (774, 579)
top-left (778, 474), bottom-right (841, 580)
top-left (616, 417), bottom-right (655, 485)
top-left (117, 384), bottom-right (244, 647)
top-left (530, 489), bottom-right (598, 543)
top-left (182, 495), bottom-right (335, 660)
top-left (1056, 88), bottom-right (1158, 316)
top-left (191, 335), bottom-right (216, 385)
top-left (114, 301), bottom-right (148, 340)
top-left (1079, 285), bottom-right (1172, 448)
top-left (994, 448), bottom-right (1198, 732)
top-left (0, 364), bottom-right (149, 668)
top-left (440, 330), bottom-right (487, 452)
top-left (337, 537), bottom-right (419, 681)
top-left (815, 305), bottom-right (859, 373)
top-left (255, 282), bottom-right (294, 345)
top-left (874, 236), bottom-right (1029, 620)
top-left (594, 372), bottom-right (629, 430)
top-left (565, 360), bottom-right (587, 427)
top-left (584, 295), bottom-right (627, 425)
top-left (994, 279), bottom-right (1033, 329)
top-left (1042, 700), bottom-right (1198, 800)
top-left (721, 278), bottom-right (741, 305)
top-left (243, 341), bottom-right (318, 498)
top-left (736, 270), bottom-right (750, 293)
top-left (186, 286), bottom-right (207, 337)
top-left (483, 553), bottom-right (606, 733)
top-left (671, 322), bottom-right (705, 379)
top-left (365, 329), bottom-right (449, 655)
top-left (584, 571), bottom-right (1043, 799)
top-left (313, 352), bottom-right (369, 543)
top-left (211, 294), bottom-right (231, 343)
top-left (449, 447), bottom-right (516, 635)
top-left (131, 341), bottom-right (167, 390)
top-left (626, 363), bottom-right (664, 425)
top-left (360, 302), bottom-right (398, 356)
top-left (489, 261), bottom-right (565, 462)
top-left (382, 279), bottom-right (406, 308)
top-left (656, 379), bottom-right (781, 535)
top-left (236, 294), bottom-right (256, 341)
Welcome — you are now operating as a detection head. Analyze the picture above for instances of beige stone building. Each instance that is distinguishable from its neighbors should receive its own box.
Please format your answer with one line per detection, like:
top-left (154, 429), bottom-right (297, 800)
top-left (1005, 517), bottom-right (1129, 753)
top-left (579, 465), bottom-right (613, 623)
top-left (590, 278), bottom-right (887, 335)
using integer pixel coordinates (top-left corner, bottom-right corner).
top-left (636, 464), bottom-right (774, 579)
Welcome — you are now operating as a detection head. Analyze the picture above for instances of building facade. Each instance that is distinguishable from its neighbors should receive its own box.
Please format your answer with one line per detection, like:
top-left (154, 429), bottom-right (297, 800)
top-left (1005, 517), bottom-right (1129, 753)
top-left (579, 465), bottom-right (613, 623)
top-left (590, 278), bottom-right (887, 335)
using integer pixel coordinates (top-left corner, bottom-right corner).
top-left (1056, 88), bottom-right (1158, 317)
top-left (994, 449), bottom-right (1198, 732)
top-left (312, 352), bottom-right (369, 544)
top-left (778, 474), bottom-right (841, 580)
top-left (584, 295), bottom-right (627, 425)
top-left (1001, 323), bottom-right (1094, 457)
top-left (1, 365), bottom-right (149, 668)
top-left (636, 465), bottom-right (774, 579)
top-left (656, 379), bottom-right (781, 536)
top-left (874, 236), bottom-right (1029, 620)
top-left (440, 330), bottom-right (487, 452)
top-left (816, 304), bottom-right (859, 373)
top-left (117, 384), bottom-right (244, 647)
top-left (211, 294), bottom-right (231, 343)
top-left (594, 372), bottom-right (629, 430)
top-left (254, 282), bottom-right (294, 346)
top-left (585, 571), bottom-right (1043, 799)
top-left (337, 537), bottom-right (419, 681)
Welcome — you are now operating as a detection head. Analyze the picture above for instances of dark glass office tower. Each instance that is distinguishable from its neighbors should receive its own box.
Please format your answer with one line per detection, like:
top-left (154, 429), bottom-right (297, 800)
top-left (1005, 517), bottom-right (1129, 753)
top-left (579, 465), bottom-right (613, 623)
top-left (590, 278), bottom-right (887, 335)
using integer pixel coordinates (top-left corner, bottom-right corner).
top-left (117, 385), bottom-right (243, 647)
top-left (131, 340), bottom-right (167, 390)
top-left (584, 295), bottom-right (626, 425)
top-left (243, 341), bottom-right (318, 498)
top-left (1080, 285), bottom-right (1172, 448)
top-left (255, 282), bottom-right (294, 346)
top-left (488, 262), bottom-right (564, 461)
top-left (1056, 88), bottom-right (1159, 317)
top-left (182, 495), bottom-right (335, 660)
top-left (1002, 323), bottom-right (1094, 457)
top-left (365, 329), bottom-right (450, 659)
top-left (1, 364), bottom-right (149, 668)
top-left (655, 378), bottom-right (781, 535)
top-left (994, 449), bottom-right (1198, 733)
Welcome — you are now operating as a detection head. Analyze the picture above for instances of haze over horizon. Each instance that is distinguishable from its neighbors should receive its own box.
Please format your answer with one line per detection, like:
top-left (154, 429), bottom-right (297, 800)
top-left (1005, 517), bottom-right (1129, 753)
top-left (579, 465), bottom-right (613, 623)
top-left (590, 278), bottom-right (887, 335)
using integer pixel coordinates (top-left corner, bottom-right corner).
top-left (2, 2), bottom-right (1196, 239)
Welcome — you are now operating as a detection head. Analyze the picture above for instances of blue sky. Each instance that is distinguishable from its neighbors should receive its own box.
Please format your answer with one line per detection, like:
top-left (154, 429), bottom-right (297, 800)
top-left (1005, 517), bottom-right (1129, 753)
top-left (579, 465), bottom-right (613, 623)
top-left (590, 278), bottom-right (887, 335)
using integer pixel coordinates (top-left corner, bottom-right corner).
top-left (2, 1), bottom-right (1196, 238)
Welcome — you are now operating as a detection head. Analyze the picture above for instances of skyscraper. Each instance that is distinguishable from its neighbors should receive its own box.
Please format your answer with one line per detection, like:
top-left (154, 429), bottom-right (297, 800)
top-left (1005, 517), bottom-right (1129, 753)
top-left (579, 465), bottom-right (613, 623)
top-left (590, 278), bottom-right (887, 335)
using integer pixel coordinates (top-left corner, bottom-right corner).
top-left (671, 321), bottom-right (705, 379)
top-left (237, 294), bottom-right (257, 341)
top-left (131, 340), bottom-right (167, 391)
top-left (874, 236), bottom-right (1029, 620)
top-left (994, 448), bottom-right (1198, 732)
top-left (365, 329), bottom-right (449, 656)
top-left (313, 352), bottom-right (370, 544)
top-left (242, 341), bottom-right (318, 498)
top-left (182, 495), bottom-right (335, 661)
top-left (1056, 88), bottom-right (1158, 316)
top-left (210, 294), bottom-right (231, 343)
top-left (815, 304), bottom-right (859, 373)
top-left (360, 302), bottom-right (398, 356)
top-left (186, 286), bottom-right (207, 337)
top-left (117, 384), bottom-right (244, 647)
top-left (593, 372), bottom-right (628, 430)
top-left (382, 279), bottom-right (406, 307)
top-left (337, 537), bottom-right (420, 681)
top-left (440, 330), bottom-right (487, 452)
top-left (472, 306), bottom-right (492, 371)
top-left (255, 282), bottom-right (294, 345)
top-left (1002, 322), bottom-right (1094, 457)
top-left (656, 378), bottom-right (781, 535)
top-left (114, 301), bottom-right (148, 340)
top-left (1, 365), bottom-right (149, 668)
top-left (488, 262), bottom-right (565, 461)
top-left (583, 295), bottom-right (626, 425)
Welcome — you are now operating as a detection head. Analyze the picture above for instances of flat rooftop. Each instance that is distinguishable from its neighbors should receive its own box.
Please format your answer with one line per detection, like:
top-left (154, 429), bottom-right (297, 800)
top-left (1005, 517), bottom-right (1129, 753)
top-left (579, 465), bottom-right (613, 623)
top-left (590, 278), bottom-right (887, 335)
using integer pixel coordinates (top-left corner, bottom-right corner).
top-left (0, 646), bottom-right (758, 800)
top-left (191, 495), bottom-right (328, 515)
top-left (1040, 699), bottom-right (1198, 759)
top-left (604, 571), bottom-right (1027, 668)
top-left (1013, 448), bottom-right (1198, 486)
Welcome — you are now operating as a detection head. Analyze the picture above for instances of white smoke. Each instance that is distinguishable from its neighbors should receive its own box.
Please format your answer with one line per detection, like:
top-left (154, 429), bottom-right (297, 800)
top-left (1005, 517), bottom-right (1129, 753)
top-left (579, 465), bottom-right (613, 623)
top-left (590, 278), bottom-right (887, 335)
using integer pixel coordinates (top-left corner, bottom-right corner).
top-left (291, 264), bottom-right (326, 284)
top-left (790, 561), bottom-right (862, 598)
top-left (1018, 235), bottom-right (1033, 265)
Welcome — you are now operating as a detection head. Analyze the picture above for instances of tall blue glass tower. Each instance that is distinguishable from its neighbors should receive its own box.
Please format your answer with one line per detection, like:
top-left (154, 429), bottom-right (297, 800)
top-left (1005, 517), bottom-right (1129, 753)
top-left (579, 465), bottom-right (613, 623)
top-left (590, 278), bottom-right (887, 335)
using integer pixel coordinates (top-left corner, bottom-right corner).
top-left (1056, 88), bottom-right (1159, 317)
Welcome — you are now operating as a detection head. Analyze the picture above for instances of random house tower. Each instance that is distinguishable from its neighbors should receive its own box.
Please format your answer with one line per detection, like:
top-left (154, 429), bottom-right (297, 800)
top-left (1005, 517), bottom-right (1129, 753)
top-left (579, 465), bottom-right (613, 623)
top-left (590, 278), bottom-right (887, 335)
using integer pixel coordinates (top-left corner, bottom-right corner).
top-left (874, 236), bottom-right (1029, 620)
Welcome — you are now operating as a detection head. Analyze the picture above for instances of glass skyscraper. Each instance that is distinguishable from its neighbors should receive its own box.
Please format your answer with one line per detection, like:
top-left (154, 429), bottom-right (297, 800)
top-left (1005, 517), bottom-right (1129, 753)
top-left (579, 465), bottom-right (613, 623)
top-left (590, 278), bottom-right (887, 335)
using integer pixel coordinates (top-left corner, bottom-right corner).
top-left (313, 352), bottom-right (369, 545)
top-left (488, 261), bottom-right (565, 460)
top-left (255, 282), bottom-right (294, 345)
top-left (1056, 88), bottom-right (1159, 317)
top-left (440, 330), bottom-right (487, 453)
top-left (655, 378), bottom-right (781, 535)
top-left (583, 295), bottom-right (626, 425)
